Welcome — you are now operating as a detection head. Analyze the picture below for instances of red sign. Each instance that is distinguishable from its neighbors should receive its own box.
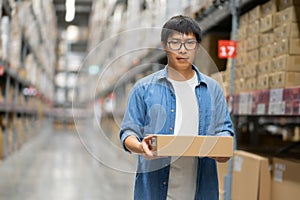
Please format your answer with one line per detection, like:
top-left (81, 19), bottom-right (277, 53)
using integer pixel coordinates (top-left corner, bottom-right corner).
top-left (218, 40), bottom-right (237, 59)
top-left (0, 66), bottom-right (4, 76)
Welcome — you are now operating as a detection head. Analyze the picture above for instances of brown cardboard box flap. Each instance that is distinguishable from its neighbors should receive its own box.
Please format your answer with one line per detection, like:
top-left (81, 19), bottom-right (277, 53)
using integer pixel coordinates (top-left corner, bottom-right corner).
top-left (151, 135), bottom-right (233, 157)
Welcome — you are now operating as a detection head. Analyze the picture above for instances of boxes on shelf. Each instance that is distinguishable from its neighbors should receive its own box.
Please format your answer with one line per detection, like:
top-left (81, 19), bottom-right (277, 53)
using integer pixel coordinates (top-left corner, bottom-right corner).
top-left (247, 48), bottom-right (259, 63)
top-left (9, 5), bottom-right (22, 70)
top-left (247, 20), bottom-right (260, 35)
top-left (247, 35), bottom-right (260, 51)
top-left (270, 71), bottom-right (300, 88)
top-left (260, 14), bottom-right (274, 33)
top-left (236, 52), bottom-right (248, 66)
top-left (234, 79), bottom-right (246, 94)
top-left (273, 38), bottom-right (300, 57)
top-left (245, 77), bottom-right (257, 92)
top-left (237, 26), bottom-right (248, 41)
top-left (257, 75), bottom-right (270, 90)
top-left (274, 22), bottom-right (300, 41)
top-left (238, 92), bottom-right (253, 114)
top-left (248, 6), bottom-right (261, 24)
top-left (244, 62), bottom-right (257, 78)
top-left (260, 0), bottom-right (277, 17)
top-left (260, 31), bottom-right (274, 46)
top-left (271, 157), bottom-right (300, 200)
top-left (239, 13), bottom-right (248, 27)
top-left (260, 44), bottom-right (274, 60)
top-left (274, 6), bottom-right (300, 27)
top-left (278, 0), bottom-right (300, 11)
top-left (235, 67), bottom-right (244, 80)
top-left (259, 60), bottom-right (273, 75)
top-left (231, 150), bottom-right (271, 200)
top-left (253, 89), bottom-right (270, 114)
top-left (273, 54), bottom-right (300, 72)
top-left (151, 135), bottom-right (233, 157)
top-left (237, 39), bottom-right (247, 53)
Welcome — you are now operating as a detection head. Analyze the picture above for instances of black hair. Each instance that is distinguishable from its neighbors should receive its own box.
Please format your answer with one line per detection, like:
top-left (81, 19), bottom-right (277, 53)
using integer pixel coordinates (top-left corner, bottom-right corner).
top-left (161, 15), bottom-right (202, 45)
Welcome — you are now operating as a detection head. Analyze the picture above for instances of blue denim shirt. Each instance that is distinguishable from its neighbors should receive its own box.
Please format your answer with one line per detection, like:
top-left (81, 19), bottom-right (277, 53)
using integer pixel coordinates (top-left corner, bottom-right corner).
top-left (120, 65), bottom-right (234, 200)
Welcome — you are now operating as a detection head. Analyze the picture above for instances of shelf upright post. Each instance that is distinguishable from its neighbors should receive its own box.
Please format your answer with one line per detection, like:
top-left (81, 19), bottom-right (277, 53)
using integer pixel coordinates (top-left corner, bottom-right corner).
top-left (20, 85), bottom-right (26, 145)
top-left (13, 81), bottom-right (19, 152)
top-left (4, 75), bottom-right (11, 158)
top-left (224, 0), bottom-right (239, 200)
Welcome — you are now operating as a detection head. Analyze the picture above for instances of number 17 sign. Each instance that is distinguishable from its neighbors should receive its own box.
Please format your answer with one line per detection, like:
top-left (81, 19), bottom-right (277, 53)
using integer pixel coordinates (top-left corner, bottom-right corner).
top-left (218, 40), bottom-right (237, 59)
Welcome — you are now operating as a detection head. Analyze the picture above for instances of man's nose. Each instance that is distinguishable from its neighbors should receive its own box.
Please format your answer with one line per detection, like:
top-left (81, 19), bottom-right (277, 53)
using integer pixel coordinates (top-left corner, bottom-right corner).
top-left (178, 43), bottom-right (187, 53)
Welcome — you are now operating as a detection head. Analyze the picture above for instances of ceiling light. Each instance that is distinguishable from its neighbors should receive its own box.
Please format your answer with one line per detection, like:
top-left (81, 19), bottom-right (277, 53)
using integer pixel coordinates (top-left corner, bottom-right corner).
top-left (65, 0), bottom-right (76, 22)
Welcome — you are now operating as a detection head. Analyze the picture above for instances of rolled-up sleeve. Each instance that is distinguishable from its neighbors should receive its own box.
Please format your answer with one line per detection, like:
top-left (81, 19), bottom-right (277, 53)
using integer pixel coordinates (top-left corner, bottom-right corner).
top-left (120, 83), bottom-right (146, 152)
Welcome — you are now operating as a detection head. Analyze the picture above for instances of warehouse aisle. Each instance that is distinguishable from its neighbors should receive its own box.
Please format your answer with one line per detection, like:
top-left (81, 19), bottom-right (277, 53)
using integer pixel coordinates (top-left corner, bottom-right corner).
top-left (0, 120), bottom-right (135, 200)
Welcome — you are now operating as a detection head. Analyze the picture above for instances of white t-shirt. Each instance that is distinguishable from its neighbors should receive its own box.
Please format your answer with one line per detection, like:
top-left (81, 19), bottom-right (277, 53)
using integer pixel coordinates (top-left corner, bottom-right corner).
top-left (167, 72), bottom-right (199, 200)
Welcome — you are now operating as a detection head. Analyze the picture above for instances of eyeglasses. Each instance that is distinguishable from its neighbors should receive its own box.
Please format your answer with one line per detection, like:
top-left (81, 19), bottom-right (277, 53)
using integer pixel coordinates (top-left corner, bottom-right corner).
top-left (167, 40), bottom-right (198, 51)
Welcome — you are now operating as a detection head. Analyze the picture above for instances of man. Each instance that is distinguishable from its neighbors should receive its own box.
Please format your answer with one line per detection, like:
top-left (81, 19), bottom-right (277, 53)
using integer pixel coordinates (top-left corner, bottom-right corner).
top-left (120, 15), bottom-right (234, 200)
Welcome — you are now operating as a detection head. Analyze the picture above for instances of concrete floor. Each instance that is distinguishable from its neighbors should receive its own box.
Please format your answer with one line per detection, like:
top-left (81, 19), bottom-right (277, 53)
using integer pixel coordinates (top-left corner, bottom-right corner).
top-left (0, 119), bottom-right (136, 200)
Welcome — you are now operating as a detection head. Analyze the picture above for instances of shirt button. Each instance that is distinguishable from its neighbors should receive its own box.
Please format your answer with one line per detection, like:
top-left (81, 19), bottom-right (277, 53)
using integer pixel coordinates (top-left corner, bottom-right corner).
top-left (171, 109), bottom-right (174, 112)
top-left (169, 127), bottom-right (173, 131)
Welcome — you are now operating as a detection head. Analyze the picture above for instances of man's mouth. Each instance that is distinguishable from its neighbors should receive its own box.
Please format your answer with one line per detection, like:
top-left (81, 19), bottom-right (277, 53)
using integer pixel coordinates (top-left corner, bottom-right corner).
top-left (176, 57), bottom-right (188, 61)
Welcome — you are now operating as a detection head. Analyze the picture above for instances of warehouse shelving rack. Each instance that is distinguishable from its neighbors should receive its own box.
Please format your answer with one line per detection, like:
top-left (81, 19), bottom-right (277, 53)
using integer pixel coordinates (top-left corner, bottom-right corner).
top-left (0, 0), bottom-right (56, 160)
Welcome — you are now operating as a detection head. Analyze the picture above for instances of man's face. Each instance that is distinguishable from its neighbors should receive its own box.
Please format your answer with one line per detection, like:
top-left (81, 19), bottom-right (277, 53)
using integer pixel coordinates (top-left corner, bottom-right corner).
top-left (162, 32), bottom-right (198, 71)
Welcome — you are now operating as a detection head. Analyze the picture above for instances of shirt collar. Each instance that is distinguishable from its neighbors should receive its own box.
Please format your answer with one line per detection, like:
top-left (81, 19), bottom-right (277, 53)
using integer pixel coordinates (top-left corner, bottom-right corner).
top-left (158, 65), bottom-right (207, 86)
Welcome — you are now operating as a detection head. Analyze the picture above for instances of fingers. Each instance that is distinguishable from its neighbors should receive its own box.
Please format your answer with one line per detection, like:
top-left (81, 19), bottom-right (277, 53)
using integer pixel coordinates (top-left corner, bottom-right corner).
top-left (141, 135), bottom-right (154, 158)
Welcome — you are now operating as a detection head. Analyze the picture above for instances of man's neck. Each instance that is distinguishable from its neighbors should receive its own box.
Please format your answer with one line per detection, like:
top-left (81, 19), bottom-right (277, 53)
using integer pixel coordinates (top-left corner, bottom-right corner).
top-left (168, 66), bottom-right (195, 81)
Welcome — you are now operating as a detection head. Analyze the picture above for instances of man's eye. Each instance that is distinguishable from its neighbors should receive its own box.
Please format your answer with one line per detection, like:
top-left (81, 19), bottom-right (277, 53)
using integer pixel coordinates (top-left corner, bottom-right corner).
top-left (186, 41), bottom-right (196, 44)
top-left (171, 41), bottom-right (180, 44)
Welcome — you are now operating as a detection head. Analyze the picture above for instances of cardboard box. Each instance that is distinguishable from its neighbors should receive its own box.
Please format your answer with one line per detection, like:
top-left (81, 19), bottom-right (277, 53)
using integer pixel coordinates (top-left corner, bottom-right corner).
top-left (272, 157), bottom-right (300, 200)
top-left (151, 135), bottom-right (233, 157)
top-left (237, 26), bottom-right (248, 41)
top-left (260, 14), bottom-right (274, 33)
top-left (244, 62), bottom-right (257, 78)
top-left (236, 52), bottom-right (248, 66)
top-left (239, 13), bottom-right (248, 27)
top-left (231, 150), bottom-right (271, 200)
top-left (273, 38), bottom-right (300, 57)
top-left (275, 6), bottom-right (300, 27)
top-left (247, 35), bottom-right (260, 50)
top-left (269, 88), bottom-right (284, 102)
top-left (245, 77), bottom-right (257, 91)
top-left (260, 32), bottom-right (274, 46)
top-left (268, 101), bottom-right (286, 114)
top-left (260, 0), bottom-right (277, 17)
top-left (235, 79), bottom-right (246, 94)
top-left (247, 49), bottom-right (259, 63)
top-left (248, 6), bottom-right (261, 23)
top-left (235, 67), bottom-right (244, 80)
top-left (257, 74), bottom-right (270, 90)
top-left (260, 44), bottom-right (274, 60)
top-left (247, 20), bottom-right (260, 35)
top-left (274, 22), bottom-right (300, 41)
top-left (257, 60), bottom-right (272, 75)
top-left (237, 39), bottom-right (247, 53)
top-left (278, 0), bottom-right (300, 11)
top-left (270, 71), bottom-right (300, 88)
top-left (273, 54), bottom-right (300, 72)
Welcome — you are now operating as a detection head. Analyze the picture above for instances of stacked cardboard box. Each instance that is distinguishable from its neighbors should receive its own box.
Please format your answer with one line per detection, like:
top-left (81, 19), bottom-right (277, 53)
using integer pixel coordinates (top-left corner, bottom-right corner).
top-left (271, 4), bottom-right (300, 88)
top-left (271, 157), bottom-right (300, 200)
top-left (235, 0), bottom-right (300, 92)
top-left (231, 150), bottom-right (271, 200)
